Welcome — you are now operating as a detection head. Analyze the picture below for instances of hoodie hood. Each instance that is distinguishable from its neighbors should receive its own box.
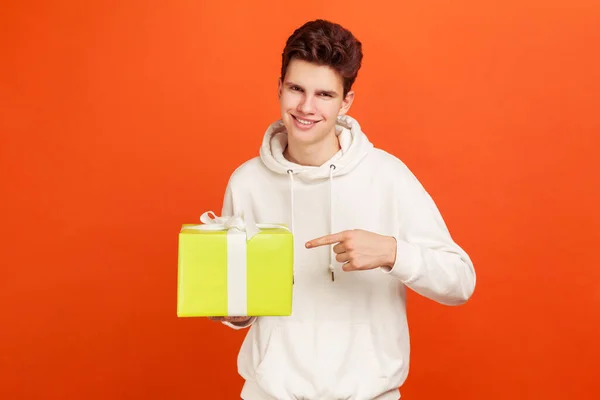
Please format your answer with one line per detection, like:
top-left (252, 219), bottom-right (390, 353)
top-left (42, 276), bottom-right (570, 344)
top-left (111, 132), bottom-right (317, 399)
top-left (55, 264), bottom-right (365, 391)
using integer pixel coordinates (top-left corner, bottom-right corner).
top-left (259, 115), bottom-right (374, 182)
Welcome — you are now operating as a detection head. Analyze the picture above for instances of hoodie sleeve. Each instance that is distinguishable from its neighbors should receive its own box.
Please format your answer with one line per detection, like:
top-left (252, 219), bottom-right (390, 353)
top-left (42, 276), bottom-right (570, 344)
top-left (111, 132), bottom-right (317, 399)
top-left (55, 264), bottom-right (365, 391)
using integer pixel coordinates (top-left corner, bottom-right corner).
top-left (381, 169), bottom-right (476, 306)
top-left (219, 179), bottom-right (257, 330)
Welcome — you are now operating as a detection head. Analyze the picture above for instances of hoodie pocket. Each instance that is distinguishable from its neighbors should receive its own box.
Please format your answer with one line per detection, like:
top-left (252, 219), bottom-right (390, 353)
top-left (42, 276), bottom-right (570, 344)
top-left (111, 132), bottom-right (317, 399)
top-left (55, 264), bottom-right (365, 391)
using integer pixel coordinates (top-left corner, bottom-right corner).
top-left (254, 324), bottom-right (314, 398)
top-left (333, 323), bottom-right (391, 399)
top-left (253, 321), bottom-right (391, 400)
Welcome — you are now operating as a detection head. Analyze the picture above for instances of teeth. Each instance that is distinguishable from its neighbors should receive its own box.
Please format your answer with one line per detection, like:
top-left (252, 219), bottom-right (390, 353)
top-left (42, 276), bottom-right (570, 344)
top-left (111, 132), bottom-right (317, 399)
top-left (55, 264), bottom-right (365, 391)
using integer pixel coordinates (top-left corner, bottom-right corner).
top-left (296, 117), bottom-right (315, 125)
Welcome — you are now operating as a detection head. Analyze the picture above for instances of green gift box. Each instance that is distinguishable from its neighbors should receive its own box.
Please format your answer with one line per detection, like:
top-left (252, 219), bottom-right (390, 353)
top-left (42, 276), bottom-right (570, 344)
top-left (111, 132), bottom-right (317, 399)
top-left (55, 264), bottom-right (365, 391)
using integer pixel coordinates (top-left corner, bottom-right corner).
top-left (177, 211), bottom-right (294, 317)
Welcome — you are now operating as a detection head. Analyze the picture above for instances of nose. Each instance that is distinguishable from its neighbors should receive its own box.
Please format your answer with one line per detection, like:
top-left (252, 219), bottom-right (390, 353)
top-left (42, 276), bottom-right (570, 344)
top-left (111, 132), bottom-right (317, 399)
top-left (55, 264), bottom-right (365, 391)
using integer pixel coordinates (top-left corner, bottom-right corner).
top-left (298, 94), bottom-right (316, 114)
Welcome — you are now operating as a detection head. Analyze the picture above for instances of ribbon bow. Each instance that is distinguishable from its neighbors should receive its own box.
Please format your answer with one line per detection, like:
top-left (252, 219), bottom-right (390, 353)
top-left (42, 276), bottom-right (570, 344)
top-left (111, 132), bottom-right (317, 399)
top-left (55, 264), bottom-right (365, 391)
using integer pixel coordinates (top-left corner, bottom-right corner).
top-left (182, 211), bottom-right (288, 240)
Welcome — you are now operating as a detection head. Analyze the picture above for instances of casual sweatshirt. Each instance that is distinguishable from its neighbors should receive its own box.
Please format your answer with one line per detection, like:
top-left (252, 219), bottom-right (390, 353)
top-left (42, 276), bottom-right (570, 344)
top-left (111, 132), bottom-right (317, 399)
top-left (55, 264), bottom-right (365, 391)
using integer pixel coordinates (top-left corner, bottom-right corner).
top-left (220, 115), bottom-right (476, 400)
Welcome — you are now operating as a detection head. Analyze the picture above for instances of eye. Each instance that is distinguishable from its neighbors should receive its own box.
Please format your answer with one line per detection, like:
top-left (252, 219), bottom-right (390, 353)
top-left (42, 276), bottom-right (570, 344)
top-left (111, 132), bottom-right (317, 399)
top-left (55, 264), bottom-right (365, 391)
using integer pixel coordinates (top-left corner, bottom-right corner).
top-left (291, 86), bottom-right (302, 91)
top-left (320, 92), bottom-right (332, 98)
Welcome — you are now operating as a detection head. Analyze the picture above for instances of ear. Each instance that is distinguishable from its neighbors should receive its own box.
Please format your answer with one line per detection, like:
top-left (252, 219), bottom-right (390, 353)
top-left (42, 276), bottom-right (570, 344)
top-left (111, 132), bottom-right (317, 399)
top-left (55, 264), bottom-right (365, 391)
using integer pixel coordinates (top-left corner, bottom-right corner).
top-left (278, 78), bottom-right (283, 99)
top-left (338, 90), bottom-right (355, 116)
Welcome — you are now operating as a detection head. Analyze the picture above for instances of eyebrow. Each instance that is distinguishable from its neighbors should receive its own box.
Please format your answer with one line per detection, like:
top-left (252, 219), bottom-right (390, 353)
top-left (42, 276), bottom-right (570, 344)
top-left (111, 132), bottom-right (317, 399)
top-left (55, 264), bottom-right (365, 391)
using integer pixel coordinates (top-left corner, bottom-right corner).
top-left (286, 81), bottom-right (339, 97)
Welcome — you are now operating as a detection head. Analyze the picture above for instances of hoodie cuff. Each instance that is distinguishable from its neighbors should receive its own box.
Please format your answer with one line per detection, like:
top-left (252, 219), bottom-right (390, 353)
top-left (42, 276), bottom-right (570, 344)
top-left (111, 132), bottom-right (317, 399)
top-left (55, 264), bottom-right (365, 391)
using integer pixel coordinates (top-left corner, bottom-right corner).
top-left (380, 235), bottom-right (421, 283)
top-left (222, 316), bottom-right (257, 330)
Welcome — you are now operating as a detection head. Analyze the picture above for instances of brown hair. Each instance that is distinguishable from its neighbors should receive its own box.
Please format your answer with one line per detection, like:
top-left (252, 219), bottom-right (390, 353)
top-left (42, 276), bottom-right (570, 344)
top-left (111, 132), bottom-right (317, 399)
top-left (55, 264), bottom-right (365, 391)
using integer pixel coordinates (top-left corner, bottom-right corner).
top-left (280, 19), bottom-right (363, 97)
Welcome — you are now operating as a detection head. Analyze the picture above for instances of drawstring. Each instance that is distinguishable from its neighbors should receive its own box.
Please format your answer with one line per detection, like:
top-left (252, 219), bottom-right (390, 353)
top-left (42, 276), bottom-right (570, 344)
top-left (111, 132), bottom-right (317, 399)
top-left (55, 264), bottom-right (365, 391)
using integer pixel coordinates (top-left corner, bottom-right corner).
top-left (287, 165), bottom-right (337, 282)
top-left (287, 170), bottom-right (295, 284)
top-left (287, 169), bottom-right (295, 235)
top-left (329, 164), bottom-right (336, 281)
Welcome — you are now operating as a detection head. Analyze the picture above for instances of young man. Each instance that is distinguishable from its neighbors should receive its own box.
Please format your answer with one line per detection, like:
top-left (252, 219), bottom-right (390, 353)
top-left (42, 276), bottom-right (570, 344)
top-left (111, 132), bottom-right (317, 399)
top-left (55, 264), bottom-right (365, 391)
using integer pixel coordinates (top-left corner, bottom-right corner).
top-left (211, 19), bottom-right (476, 400)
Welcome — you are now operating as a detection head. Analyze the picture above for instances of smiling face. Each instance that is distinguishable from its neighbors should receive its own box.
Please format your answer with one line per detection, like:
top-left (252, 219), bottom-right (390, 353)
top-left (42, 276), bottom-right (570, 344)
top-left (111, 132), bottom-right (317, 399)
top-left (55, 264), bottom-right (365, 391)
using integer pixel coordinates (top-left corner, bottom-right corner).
top-left (278, 58), bottom-right (354, 148)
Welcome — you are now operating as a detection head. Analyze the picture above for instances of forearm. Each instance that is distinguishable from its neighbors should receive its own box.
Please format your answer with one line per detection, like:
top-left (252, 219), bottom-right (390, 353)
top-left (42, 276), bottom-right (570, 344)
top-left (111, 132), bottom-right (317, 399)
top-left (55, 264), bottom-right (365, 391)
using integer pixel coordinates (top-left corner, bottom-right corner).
top-left (382, 237), bottom-right (475, 305)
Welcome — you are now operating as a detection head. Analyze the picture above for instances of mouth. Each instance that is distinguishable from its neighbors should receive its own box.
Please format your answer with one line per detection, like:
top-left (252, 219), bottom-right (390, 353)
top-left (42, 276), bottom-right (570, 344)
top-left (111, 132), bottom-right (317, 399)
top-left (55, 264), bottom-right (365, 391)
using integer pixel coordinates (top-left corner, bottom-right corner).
top-left (292, 114), bottom-right (321, 127)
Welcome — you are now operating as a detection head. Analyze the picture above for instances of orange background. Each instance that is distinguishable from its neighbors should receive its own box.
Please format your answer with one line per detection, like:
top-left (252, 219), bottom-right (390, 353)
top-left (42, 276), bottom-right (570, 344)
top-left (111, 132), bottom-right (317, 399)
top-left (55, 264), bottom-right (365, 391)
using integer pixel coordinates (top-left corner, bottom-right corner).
top-left (1, 1), bottom-right (599, 399)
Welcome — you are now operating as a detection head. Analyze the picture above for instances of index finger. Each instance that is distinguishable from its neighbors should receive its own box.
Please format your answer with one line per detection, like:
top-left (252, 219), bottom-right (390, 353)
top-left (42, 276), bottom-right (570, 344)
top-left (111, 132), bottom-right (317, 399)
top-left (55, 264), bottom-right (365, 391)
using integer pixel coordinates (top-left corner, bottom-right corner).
top-left (306, 232), bottom-right (346, 248)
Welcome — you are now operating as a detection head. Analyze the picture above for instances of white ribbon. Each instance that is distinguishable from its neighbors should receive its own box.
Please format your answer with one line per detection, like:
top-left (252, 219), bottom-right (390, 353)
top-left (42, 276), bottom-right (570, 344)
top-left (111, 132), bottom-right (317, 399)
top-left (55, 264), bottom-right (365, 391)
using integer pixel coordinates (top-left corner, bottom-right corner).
top-left (181, 211), bottom-right (289, 316)
top-left (182, 211), bottom-right (289, 239)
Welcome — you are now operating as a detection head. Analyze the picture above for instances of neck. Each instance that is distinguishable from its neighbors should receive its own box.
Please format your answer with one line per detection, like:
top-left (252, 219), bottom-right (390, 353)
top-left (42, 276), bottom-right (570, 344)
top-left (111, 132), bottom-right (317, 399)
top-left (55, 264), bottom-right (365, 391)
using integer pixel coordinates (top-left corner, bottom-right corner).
top-left (284, 131), bottom-right (340, 167)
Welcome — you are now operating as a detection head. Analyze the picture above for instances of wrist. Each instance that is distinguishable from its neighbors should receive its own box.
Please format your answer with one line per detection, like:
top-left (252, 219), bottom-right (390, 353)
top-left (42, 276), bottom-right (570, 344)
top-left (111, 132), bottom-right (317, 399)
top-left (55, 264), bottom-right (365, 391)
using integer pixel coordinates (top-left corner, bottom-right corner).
top-left (383, 236), bottom-right (397, 268)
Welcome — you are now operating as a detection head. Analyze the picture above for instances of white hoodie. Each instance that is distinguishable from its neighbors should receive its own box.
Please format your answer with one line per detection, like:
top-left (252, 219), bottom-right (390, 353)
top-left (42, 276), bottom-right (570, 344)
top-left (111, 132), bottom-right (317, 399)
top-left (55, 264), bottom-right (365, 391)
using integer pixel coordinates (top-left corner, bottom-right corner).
top-left (220, 115), bottom-right (476, 400)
